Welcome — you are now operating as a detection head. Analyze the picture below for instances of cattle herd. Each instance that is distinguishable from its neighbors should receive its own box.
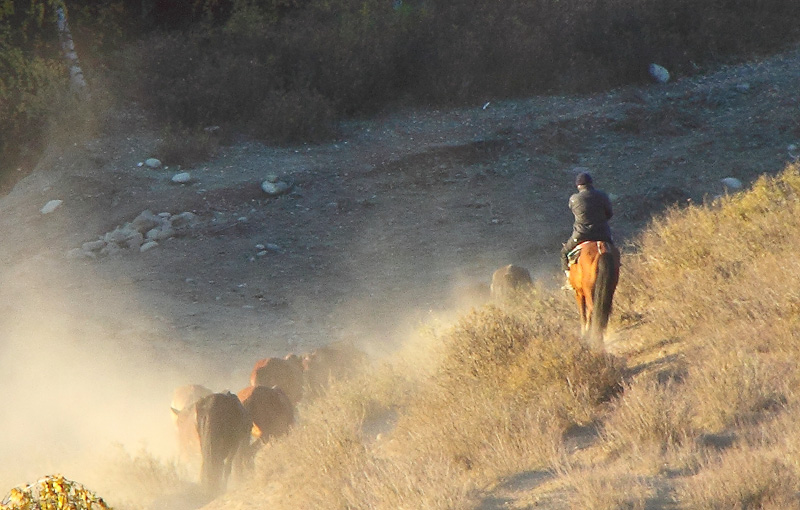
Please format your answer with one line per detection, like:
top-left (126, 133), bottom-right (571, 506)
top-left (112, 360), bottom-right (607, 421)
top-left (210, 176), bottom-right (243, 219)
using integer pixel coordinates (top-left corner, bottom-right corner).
top-left (169, 342), bottom-right (368, 495)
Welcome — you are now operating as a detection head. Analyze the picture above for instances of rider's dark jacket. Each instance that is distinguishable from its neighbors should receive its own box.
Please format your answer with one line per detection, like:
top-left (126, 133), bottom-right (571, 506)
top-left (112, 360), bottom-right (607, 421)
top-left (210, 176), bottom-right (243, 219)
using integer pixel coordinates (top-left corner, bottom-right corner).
top-left (561, 185), bottom-right (613, 271)
top-left (568, 185), bottom-right (613, 242)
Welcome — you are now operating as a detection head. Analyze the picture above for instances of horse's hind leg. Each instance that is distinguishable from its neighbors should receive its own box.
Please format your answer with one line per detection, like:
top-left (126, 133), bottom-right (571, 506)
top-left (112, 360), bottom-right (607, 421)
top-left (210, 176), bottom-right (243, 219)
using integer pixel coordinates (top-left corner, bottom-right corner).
top-left (576, 295), bottom-right (589, 337)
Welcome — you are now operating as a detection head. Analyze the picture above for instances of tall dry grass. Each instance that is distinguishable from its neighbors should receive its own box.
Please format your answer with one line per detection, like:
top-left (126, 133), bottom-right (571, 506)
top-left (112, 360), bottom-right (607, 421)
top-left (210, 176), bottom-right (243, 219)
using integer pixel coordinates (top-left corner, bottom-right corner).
top-left (84, 163), bottom-right (800, 510)
top-left (190, 292), bottom-right (624, 510)
top-left (598, 163), bottom-right (800, 507)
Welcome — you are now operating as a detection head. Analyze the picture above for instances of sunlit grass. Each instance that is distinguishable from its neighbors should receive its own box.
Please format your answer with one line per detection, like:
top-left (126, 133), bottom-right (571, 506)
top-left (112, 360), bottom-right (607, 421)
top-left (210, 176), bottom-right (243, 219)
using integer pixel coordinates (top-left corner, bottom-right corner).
top-left (59, 163), bottom-right (800, 510)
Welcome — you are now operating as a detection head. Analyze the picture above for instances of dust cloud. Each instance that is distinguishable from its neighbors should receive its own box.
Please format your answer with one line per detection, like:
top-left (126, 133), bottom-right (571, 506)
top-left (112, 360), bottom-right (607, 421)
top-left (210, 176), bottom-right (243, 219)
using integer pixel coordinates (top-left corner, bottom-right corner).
top-left (0, 260), bottom-right (225, 504)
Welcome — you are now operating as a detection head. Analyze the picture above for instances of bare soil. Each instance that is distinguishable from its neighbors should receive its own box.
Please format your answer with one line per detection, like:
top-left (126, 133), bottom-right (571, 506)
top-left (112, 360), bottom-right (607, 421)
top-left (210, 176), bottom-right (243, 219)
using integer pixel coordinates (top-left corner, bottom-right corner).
top-left (1, 44), bottom-right (799, 498)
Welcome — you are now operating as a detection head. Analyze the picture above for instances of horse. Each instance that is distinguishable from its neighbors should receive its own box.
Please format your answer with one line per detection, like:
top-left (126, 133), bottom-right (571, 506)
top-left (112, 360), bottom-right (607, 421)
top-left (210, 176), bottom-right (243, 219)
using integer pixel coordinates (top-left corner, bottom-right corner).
top-left (250, 355), bottom-right (305, 404)
top-left (237, 385), bottom-right (295, 467)
top-left (567, 240), bottom-right (620, 350)
top-left (170, 384), bottom-right (213, 465)
top-left (194, 392), bottom-right (252, 495)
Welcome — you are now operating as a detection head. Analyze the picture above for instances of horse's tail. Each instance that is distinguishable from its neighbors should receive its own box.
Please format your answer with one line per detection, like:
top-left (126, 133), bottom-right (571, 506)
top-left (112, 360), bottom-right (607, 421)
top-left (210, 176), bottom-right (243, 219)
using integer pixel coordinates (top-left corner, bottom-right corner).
top-left (591, 248), bottom-right (619, 340)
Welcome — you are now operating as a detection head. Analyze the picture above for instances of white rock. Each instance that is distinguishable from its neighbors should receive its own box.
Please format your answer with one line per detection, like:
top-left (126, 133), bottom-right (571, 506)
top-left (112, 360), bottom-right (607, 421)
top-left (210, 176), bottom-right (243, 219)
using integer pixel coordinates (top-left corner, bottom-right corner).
top-left (261, 180), bottom-right (290, 196)
top-left (100, 242), bottom-right (123, 257)
top-left (145, 158), bottom-right (162, 168)
top-left (146, 226), bottom-right (175, 241)
top-left (170, 211), bottom-right (198, 228)
top-left (140, 241), bottom-right (159, 252)
top-left (105, 226), bottom-right (138, 244)
top-left (256, 250), bottom-right (268, 257)
top-left (720, 177), bottom-right (743, 190)
top-left (788, 144), bottom-right (797, 152)
top-left (255, 244), bottom-right (266, 250)
top-left (66, 248), bottom-right (95, 260)
top-left (126, 232), bottom-right (145, 250)
top-left (649, 63), bottom-right (670, 84)
top-left (171, 172), bottom-right (192, 184)
top-left (40, 199), bottom-right (63, 214)
top-left (82, 240), bottom-right (106, 252)
top-left (131, 210), bottom-right (163, 233)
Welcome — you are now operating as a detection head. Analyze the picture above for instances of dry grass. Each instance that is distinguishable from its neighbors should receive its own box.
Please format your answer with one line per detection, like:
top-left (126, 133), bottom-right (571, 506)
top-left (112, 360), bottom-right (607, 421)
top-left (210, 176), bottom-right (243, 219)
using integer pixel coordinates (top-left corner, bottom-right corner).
top-left (560, 463), bottom-right (655, 510)
top-left (196, 293), bottom-right (624, 510)
top-left (87, 447), bottom-right (198, 510)
top-left (92, 163), bottom-right (800, 510)
top-left (678, 448), bottom-right (800, 509)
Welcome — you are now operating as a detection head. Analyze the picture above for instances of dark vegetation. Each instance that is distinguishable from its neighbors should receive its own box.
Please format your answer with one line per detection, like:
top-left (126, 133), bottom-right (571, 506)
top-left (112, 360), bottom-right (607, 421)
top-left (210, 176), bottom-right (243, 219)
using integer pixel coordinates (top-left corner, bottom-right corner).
top-left (3, 0), bottom-right (800, 188)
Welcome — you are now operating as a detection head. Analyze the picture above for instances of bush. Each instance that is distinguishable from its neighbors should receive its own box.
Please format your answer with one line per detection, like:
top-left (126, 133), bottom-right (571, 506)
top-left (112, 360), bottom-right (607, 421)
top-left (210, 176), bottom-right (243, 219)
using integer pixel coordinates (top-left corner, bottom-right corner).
top-left (0, 41), bottom-right (67, 189)
top-left (155, 125), bottom-right (220, 167)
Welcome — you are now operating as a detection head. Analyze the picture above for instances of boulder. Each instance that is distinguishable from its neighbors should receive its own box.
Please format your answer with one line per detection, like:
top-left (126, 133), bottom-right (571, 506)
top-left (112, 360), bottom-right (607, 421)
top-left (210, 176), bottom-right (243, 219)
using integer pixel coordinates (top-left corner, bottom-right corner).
top-left (262, 180), bottom-right (291, 196)
top-left (145, 158), bottom-right (162, 168)
top-left (720, 177), bottom-right (743, 191)
top-left (130, 210), bottom-right (164, 233)
top-left (648, 63), bottom-right (670, 84)
top-left (40, 199), bottom-right (63, 214)
top-left (170, 211), bottom-right (198, 229)
top-left (140, 241), bottom-right (159, 252)
top-left (171, 172), bottom-right (192, 184)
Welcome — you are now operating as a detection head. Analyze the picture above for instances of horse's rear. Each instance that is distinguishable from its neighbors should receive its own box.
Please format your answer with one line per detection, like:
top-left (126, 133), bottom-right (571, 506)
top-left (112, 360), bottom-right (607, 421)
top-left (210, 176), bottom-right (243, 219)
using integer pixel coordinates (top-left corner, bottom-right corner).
top-left (195, 392), bottom-right (251, 495)
top-left (568, 241), bottom-right (620, 350)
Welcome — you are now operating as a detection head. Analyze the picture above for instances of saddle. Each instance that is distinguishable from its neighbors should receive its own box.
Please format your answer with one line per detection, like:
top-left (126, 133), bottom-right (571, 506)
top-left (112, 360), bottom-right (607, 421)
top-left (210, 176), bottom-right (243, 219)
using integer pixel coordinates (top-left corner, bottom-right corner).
top-left (567, 240), bottom-right (613, 267)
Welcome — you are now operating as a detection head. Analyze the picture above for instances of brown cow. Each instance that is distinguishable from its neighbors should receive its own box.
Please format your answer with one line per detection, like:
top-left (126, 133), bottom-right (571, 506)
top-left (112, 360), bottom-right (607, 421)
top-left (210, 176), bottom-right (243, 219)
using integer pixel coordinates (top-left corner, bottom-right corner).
top-left (249, 355), bottom-right (304, 404)
top-left (170, 384), bottom-right (213, 464)
top-left (489, 264), bottom-right (533, 301)
top-left (303, 341), bottom-right (368, 397)
top-left (194, 392), bottom-right (251, 495)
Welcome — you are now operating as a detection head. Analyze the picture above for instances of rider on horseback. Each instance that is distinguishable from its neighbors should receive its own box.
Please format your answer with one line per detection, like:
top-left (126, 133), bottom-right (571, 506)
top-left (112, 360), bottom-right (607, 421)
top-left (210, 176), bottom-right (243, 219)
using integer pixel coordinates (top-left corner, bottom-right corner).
top-left (561, 171), bottom-right (614, 287)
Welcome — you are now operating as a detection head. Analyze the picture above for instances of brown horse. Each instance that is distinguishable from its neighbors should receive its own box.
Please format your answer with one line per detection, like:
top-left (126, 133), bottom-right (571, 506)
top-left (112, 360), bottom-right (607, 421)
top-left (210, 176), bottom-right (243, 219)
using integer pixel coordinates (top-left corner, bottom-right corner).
top-left (250, 355), bottom-right (305, 404)
top-left (567, 240), bottom-right (620, 350)
top-left (195, 392), bottom-right (251, 495)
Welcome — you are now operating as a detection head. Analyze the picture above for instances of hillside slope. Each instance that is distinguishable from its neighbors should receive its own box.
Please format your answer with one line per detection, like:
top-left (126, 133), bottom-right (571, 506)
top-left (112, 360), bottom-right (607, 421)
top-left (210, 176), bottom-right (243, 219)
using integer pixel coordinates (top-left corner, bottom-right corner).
top-left (1, 44), bottom-right (800, 504)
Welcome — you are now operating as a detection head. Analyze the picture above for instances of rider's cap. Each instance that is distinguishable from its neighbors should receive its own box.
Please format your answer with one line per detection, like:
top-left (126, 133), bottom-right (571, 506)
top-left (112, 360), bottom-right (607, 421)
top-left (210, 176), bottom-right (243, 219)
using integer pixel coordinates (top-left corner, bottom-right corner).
top-left (575, 172), bottom-right (593, 186)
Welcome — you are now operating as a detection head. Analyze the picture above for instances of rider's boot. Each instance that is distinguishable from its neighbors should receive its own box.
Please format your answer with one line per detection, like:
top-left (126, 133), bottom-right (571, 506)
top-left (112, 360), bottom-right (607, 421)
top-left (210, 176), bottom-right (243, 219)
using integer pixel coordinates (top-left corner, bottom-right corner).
top-left (561, 270), bottom-right (572, 290)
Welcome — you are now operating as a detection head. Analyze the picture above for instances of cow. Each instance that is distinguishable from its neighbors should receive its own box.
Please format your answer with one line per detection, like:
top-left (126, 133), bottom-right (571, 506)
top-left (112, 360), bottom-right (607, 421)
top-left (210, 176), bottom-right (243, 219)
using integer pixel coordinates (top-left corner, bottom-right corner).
top-left (249, 354), bottom-right (304, 404)
top-left (170, 384), bottom-right (213, 464)
top-left (489, 264), bottom-right (533, 301)
top-left (194, 392), bottom-right (251, 495)
top-left (302, 341), bottom-right (368, 397)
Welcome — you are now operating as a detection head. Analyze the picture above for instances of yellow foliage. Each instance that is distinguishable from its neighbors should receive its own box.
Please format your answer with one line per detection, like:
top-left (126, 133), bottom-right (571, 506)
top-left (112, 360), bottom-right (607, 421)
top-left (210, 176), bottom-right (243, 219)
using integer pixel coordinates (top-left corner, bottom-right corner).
top-left (1, 475), bottom-right (111, 510)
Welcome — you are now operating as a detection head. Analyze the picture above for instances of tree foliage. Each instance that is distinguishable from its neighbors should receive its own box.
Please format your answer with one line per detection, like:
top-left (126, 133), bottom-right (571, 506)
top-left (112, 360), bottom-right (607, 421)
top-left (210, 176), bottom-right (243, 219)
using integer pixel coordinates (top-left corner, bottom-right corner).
top-left (0, 0), bottom-right (69, 189)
